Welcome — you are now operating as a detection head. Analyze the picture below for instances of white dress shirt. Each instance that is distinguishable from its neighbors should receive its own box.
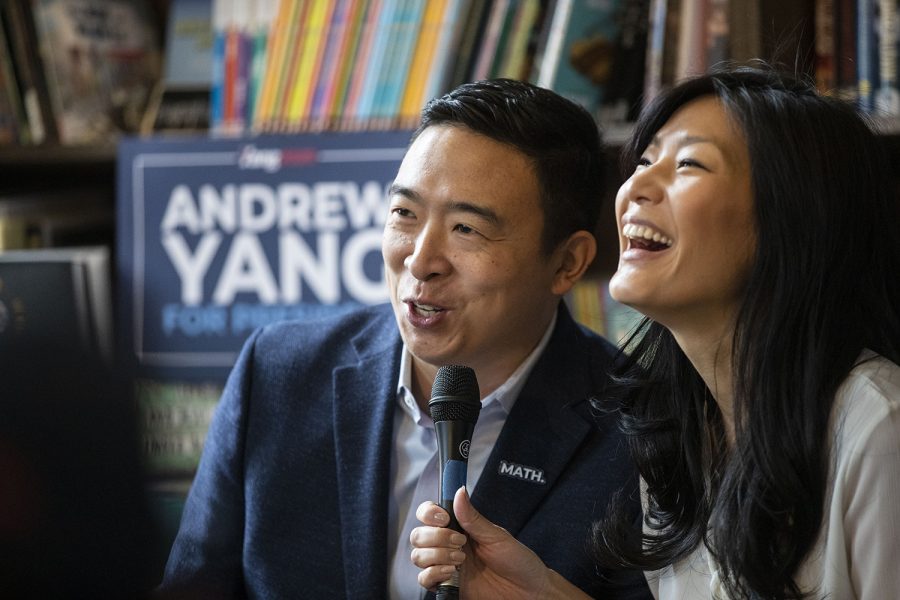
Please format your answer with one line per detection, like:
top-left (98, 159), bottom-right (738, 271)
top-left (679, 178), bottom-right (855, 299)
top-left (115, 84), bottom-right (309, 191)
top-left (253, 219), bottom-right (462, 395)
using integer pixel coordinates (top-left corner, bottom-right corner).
top-left (387, 313), bottom-right (557, 600)
top-left (645, 352), bottom-right (900, 599)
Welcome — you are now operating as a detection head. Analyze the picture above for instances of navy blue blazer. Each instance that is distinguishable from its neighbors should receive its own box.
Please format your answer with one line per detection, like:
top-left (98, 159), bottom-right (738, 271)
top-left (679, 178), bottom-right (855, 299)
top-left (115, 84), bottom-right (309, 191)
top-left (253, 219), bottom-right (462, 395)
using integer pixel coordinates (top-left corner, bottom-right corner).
top-left (161, 303), bottom-right (650, 599)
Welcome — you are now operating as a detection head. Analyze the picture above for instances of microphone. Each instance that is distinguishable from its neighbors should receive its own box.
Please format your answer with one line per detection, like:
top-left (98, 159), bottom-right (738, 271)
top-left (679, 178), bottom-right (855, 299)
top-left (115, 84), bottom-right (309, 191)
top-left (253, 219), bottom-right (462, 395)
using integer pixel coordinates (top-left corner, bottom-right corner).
top-left (429, 365), bottom-right (481, 600)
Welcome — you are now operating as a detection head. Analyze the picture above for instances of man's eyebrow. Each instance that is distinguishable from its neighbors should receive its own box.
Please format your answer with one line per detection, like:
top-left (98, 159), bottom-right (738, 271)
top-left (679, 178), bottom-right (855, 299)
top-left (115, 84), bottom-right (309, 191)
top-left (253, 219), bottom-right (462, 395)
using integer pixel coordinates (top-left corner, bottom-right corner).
top-left (388, 184), bottom-right (501, 226)
top-left (446, 201), bottom-right (500, 226)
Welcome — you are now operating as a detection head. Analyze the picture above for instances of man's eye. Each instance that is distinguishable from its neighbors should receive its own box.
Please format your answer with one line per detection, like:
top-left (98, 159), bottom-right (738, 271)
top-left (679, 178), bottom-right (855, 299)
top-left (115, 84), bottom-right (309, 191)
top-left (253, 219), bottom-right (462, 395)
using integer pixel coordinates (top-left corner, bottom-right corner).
top-left (454, 224), bottom-right (474, 234)
top-left (391, 207), bottom-right (413, 218)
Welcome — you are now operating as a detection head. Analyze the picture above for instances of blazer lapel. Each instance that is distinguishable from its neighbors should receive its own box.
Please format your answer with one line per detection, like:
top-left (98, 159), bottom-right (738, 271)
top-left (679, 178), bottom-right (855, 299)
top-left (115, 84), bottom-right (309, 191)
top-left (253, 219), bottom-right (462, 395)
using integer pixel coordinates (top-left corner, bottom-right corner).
top-left (333, 314), bottom-right (402, 598)
top-left (470, 305), bottom-right (604, 536)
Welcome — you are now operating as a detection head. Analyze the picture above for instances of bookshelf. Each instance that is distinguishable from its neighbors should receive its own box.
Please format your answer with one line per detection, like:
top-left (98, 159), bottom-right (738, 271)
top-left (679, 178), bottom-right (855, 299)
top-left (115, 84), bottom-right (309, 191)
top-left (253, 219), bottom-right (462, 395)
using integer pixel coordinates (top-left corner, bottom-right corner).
top-left (2, 0), bottom-right (899, 586)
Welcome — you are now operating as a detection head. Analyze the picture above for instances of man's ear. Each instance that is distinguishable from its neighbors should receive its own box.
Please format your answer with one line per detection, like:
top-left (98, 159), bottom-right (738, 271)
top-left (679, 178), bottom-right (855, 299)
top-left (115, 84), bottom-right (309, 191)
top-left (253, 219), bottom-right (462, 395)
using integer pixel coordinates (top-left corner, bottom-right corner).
top-left (550, 230), bottom-right (597, 296)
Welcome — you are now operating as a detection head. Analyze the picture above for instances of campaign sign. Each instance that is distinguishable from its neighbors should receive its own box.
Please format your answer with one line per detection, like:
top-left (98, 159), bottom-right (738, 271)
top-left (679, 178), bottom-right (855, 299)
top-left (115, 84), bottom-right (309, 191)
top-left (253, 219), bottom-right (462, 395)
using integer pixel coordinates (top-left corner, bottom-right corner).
top-left (117, 131), bottom-right (411, 379)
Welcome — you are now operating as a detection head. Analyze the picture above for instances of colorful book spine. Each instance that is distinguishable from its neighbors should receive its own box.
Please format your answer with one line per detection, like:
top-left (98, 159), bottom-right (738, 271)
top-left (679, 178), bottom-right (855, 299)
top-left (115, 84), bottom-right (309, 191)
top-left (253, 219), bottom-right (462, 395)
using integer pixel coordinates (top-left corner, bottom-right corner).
top-left (472, 0), bottom-right (510, 81)
top-left (325, 0), bottom-right (369, 127)
top-left (373, 0), bottom-right (426, 127)
top-left (340, 0), bottom-right (384, 128)
top-left (273, 0), bottom-right (312, 129)
top-left (398, 0), bottom-right (448, 127)
top-left (253, 0), bottom-right (295, 129)
top-left (247, 0), bottom-right (280, 126)
top-left (496, 0), bottom-right (541, 80)
top-left (229, 0), bottom-right (254, 133)
top-left (421, 0), bottom-right (469, 105)
top-left (354, 0), bottom-right (399, 127)
top-left (857, 0), bottom-right (877, 112)
top-left (209, 0), bottom-right (230, 131)
top-left (876, 0), bottom-right (900, 116)
top-left (285, 0), bottom-right (336, 129)
top-left (308, 0), bottom-right (353, 128)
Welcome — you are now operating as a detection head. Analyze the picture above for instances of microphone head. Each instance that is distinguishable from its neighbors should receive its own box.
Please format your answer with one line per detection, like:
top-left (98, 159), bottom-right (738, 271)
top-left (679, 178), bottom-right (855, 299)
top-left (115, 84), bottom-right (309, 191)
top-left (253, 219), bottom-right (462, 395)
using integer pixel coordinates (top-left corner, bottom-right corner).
top-left (429, 365), bottom-right (481, 425)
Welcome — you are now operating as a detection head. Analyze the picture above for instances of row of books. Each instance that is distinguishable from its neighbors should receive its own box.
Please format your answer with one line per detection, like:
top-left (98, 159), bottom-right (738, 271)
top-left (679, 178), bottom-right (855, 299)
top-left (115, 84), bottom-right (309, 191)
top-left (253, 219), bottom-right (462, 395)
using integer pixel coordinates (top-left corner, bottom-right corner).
top-left (643, 0), bottom-right (900, 118)
top-left (0, 0), bottom-right (162, 146)
top-left (208, 0), bottom-right (643, 134)
top-left (566, 275), bottom-right (644, 350)
top-left (814, 0), bottom-right (900, 115)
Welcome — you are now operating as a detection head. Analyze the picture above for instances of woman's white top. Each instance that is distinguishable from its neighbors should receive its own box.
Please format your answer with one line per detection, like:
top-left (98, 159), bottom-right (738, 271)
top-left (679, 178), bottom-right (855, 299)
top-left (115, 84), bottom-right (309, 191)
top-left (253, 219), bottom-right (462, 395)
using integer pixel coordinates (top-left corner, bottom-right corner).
top-left (645, 353), bottom-right (900, 599)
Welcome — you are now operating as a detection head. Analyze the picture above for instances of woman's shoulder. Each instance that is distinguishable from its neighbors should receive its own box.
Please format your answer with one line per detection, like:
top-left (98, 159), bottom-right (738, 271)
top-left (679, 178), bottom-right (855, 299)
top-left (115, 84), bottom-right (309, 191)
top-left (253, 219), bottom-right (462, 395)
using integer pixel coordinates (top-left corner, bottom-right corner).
top-left (831, 351), bottom-right (900, 458)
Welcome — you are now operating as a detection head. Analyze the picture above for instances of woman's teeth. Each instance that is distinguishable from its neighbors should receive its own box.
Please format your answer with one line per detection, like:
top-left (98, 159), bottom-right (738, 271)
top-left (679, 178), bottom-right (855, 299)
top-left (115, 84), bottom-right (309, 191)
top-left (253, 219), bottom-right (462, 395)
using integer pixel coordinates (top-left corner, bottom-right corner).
top-left (623, 223), bottom-right (673, 247)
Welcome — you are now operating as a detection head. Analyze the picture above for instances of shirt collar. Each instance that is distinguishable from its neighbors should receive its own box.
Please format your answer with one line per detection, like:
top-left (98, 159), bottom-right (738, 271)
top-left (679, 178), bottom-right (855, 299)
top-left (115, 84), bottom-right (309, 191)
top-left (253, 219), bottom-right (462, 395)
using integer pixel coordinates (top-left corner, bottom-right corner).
top-left (395, 310), bottom-right (558, 420)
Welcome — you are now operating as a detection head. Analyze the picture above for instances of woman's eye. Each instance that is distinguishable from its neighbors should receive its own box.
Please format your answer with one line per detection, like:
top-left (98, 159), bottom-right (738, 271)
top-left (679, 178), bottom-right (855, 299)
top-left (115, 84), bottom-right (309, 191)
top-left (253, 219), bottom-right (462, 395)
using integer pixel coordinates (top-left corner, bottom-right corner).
top-left (677, 158), bottom-right (704, 169)
top-left (636, 157), bottom-right (651, 167)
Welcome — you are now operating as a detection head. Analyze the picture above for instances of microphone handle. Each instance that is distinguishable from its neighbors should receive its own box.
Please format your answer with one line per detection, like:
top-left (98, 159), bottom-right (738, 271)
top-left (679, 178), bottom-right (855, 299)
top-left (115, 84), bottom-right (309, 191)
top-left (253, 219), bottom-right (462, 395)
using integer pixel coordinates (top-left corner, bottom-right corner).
top-left (434, 419), bottom-right (474, 598)
top-left (436, 583), bottom-right (460, 600)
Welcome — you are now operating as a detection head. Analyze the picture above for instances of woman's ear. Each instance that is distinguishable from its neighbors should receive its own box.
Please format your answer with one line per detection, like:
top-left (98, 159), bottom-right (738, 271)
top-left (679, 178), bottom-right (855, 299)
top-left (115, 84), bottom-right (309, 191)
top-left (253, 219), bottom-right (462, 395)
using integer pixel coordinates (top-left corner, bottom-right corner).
top-left (550, 230), bottom-right (597, 296)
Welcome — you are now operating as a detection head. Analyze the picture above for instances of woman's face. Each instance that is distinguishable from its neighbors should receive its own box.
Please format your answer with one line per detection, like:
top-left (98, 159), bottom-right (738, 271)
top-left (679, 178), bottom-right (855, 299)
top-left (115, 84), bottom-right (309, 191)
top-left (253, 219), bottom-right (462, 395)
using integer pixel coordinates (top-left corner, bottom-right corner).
top-left (609, 96), bottom-right (757, 333)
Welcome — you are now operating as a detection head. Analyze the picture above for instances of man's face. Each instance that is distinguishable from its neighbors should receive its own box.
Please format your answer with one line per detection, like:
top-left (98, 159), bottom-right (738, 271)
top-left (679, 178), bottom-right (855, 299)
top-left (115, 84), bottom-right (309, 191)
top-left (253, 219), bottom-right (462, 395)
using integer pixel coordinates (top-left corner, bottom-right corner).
top-left (382, 125), bottom-right (564, 393)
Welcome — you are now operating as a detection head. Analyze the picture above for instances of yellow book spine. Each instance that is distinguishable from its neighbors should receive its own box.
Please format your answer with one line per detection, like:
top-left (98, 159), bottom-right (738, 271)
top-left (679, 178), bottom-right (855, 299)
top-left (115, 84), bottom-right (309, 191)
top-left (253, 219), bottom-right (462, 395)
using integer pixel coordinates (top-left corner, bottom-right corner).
top-left (254, 0), bottom-right (294, 127)
top-left (398, 0), bottom-right (447, 125)
top-left (285, 0), bottom-right (332, 127)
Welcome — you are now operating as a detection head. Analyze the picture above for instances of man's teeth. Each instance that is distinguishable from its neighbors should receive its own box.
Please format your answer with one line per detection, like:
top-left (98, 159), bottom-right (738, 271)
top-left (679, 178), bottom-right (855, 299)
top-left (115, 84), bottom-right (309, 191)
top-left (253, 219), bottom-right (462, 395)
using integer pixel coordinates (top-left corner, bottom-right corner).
top-left (623, 223), bottom-right (672, 247)
top-left (413, 304), bottom-right (440, 316)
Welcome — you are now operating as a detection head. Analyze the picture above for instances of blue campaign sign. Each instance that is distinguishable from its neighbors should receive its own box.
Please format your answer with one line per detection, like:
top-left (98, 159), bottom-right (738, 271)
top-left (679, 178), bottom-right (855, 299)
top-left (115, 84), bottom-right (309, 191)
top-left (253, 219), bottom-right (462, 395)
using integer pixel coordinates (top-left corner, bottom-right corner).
top-left (117, 131), bottom-right (411, 376)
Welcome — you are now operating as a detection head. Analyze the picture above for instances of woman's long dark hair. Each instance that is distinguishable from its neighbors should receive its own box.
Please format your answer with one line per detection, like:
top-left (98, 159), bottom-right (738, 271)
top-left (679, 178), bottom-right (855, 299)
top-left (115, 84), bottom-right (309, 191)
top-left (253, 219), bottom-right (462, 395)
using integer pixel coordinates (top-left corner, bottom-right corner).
top-left (594, 66), bottom-right (900, 599)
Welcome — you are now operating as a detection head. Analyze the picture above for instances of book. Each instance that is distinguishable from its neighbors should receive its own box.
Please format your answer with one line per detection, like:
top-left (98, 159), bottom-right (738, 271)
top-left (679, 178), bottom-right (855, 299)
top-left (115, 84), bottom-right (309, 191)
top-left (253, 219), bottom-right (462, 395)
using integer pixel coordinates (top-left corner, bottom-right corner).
top-left (471, 0), bottom-right (512, 81)
top-left (643, 0), bottom-right (668, 105)
top-left (566, 275), bottom-right (644, 349)
top-left (308, 0), bottom-right (356, 129)
top-left (142, 0), bottom-right (214, 134)
top-left (2, 0), bottom-right (59, 143)
top-left (0, 10), bottom-right (28, 144)
top-left (285, 0), bottom-right (336, 129)
top-left (247, 0), bottom-right (280, 127)
top-left (29, 0), bottom-right (162, 145)
top-left (876, 0), bottom-right (900, 116)
top-left (705, 0), bottom-right (728, 68)
top-left (600, 0), bottom-right (649, 124)
top-left (322, 0), bottom-right (368, 127)
top-left (254, 0), bottom-right (300, 130)
top-left (371, 0), bottom-right (426, 128)
top-left (0, 246), bottom-right (113, 364)
top-left (397, 0), bottom-right (448, 127)
top-left (728, 0), bottom-right (760, 63)
top-left (536, 0), bottom-right (625, 113)
top-left (136, 378), bottom-right (222, 476)
top-left (339, 0), bottom-right (384, 129)
top-left (835, 0), bottom-right (858, 103)
top-left (674, 0), bottom-right (706, 79)
top-left (445, 0), bottom-right (492, 91)
top-left (495, 0), bottom-right (542, 80)
top-left (814, 0), bottom-right (836, 93)
top-left (271, 0), bottom-right (312, 130)
top-left (353, 0), bottom-right (399, 127)
top-left (421, 0), bottom-right (471, 105)
top-left (857, 0), bottom-right (878, 112)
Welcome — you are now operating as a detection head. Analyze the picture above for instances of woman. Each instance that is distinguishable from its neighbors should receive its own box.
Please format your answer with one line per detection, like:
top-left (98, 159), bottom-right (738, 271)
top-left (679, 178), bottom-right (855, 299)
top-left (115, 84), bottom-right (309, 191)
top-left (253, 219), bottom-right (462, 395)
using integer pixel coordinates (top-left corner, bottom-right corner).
top-left (410, 66), bottom-right (900, 599)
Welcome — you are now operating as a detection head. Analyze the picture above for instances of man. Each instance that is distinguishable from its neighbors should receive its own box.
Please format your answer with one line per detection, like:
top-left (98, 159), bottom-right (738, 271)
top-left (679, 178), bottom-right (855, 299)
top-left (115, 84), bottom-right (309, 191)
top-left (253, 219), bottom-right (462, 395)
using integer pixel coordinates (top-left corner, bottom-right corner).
top-left (160, 79), bottom-right (650, 599)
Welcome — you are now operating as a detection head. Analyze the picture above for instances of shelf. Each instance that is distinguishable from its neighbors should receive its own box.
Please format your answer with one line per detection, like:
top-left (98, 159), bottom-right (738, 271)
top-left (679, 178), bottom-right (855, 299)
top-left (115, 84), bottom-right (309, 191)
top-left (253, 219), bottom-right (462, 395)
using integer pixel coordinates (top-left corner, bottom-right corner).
top-left (0, 144), bottom-right (116, 167)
